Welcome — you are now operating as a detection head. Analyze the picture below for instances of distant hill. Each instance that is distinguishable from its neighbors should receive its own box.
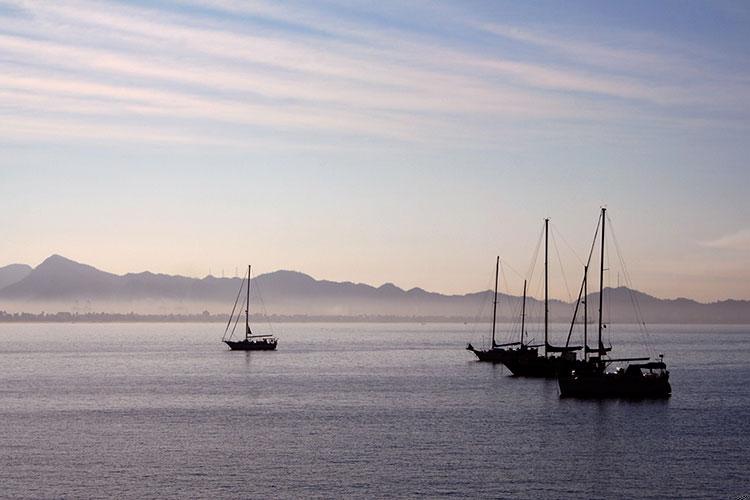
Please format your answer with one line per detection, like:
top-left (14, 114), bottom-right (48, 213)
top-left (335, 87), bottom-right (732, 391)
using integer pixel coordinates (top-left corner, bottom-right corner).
top-left (0, 263), bottom-right (32, 290)
top-left (0, 254), bottom-right (229, 302)
top-left (0, 254), bottom-right (748, 323)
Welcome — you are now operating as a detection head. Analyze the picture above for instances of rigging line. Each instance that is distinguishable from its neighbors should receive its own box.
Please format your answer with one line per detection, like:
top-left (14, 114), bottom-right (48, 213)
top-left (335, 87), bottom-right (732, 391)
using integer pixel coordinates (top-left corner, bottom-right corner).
top-left (499, 260), bottom-right (522, 344)
top-left (501, 264), bottom-right (531, 343)
top-left (253, 270), bottom-right (277, 338)
top-left (507, 300), bottom-right (523, 343)
top-left (606, 247), bottom-right (613, 347)
top-left (498, 261), bottom-right (514, 343)
top-left (607, 215), bottom-right (655, 357)
top-left (500, 261), bottom-right (522, 324)
top-left (222, 270), bottom-right (247, 341)
top-left (499, 260), bottom-right (510, 295)
top-left (498, 259), bottom-right (514, 339)
top-left (525, 223), bottom-right (545, 283)
top-left (604, 245), bottom-right (619, 355)
top-left (229, 289), bottom-right (243, 340)
top-left (564, 268), bottom-right (587, 348)
top-left (479, 271), bottom-right (494, 321)
top-left (510, 289), bottom-right (525, 336)
top-left (476, 299), bottom-right (490, 348)
top-left (230, 308), bottom-right (242, 338)
top-left (470, 269), bottom-right (494, 347)
top-left (528, 268), bottom-right (545, 338)
top-left (480, 270), bottom-right (494, 340)
top-left (566, 213), bottom-right (602, 341)
top-left (607, 216), bottom-right (648, 342)
top-left (500, 259), bottom-right (526, 282)
top-left (520, 225), bottom-right (544, 341)
top-left (550, 229), bottom-right (574, 302)
top-left (585, 213), bottom-right (602, 269)
top-left (500, 261), bottom-right (525, 343)
top-left (550, 222), bottom-right (584, 266)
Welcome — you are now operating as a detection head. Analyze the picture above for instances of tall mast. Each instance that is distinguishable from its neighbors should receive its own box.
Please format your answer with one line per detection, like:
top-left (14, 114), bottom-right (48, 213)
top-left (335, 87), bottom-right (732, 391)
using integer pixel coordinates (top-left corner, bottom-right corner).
top-left (521, 279), bottom-right (527, 345)
top-left (598, 208), bottom-right (606, 359)
top-left (491, 256), bottom-right (499, 348)
top-left (246, 264), bottom-right (251, 340)
top-left (544, 219), bottom-right (549, 358)
top-left (583, 265), bottom-right (588, 362)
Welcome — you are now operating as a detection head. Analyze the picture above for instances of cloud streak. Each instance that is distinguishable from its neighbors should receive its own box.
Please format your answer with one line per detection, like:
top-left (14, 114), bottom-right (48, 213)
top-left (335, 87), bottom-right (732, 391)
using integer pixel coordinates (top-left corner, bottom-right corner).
top-left (0, 0), bottom-right (748, 148)
top-left (700, 229), bottom-right (750, 250)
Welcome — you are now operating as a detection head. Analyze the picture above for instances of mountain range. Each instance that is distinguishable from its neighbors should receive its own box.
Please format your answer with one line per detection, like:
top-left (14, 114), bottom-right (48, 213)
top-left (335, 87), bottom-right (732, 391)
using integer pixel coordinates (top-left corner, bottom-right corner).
top-left (0, 254), bottom-right (748, 323)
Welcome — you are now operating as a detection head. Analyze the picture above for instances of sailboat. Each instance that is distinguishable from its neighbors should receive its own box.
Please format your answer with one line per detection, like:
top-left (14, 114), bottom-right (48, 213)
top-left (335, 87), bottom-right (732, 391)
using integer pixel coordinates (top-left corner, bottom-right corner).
top-left (558, 208), bottom-right (671, 398)
top-left (499, 218), bottom-right (582, 377)
top-left (222, 265), bottom-right (278, 351)
top-left (466, 256), bottom-right (522, 362)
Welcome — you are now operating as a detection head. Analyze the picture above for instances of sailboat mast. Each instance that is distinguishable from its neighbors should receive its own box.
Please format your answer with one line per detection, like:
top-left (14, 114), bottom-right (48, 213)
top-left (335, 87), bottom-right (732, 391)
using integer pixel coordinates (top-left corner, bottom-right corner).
top-left (492, 256), bottom-right (499, 348)
top-left (521, 279), bottom-right (527, 345)
top-left (583, 265), bottom-right (588, 362)
top-left (544, 219), bottom-right (549, 358)
top-left (246, 264), bottom-right (251, 340)
top-left (598, 208), bottom-right (606, 358)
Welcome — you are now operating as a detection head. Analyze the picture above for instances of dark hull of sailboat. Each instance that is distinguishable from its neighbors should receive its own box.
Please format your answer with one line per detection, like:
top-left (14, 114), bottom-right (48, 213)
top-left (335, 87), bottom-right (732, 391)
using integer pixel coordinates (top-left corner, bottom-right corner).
top-left (466, 344), bottom-right (507, 363)
top-left (500, 350), bottom-right (577, 378)
top-left (224, 339), bottom-right (278, 351)
top-left (558, 372), bottom-right (671, 399)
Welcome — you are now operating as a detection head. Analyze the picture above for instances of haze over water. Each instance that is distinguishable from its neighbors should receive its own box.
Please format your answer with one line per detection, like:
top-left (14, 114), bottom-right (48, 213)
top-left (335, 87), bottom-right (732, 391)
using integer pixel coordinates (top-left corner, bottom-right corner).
top-left (1, 323), bottom-right (747, 499)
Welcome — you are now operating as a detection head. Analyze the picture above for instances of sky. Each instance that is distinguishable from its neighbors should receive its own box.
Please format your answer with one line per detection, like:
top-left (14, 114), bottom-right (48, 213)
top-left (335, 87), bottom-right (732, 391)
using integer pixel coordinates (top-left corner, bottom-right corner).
top-left (1, 0), bottom-right (749, 302)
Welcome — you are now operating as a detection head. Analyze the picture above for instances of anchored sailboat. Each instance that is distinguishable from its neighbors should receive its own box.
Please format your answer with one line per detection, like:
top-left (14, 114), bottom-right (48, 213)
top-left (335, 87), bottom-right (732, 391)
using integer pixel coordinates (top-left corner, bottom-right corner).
top-left (222, 265), bottom-right (278, 351)
top-left (558, 208), bottom-right (671, 398)
top-left (500, 218), bottom-right (582, 377)
top-left (466, 256), bottom-right (521, 362)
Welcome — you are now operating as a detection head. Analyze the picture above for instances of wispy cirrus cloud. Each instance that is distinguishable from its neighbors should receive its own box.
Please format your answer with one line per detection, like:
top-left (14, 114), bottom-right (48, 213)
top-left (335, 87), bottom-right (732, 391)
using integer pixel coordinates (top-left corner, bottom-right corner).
top-left (700, 229), bottom-right (750, 250)
top-left (0, 0), bottom-right (748, 149)
top-left (476, 22), bottom-right (688, 74)
top-left (474, 22), bottom-right (750, 110)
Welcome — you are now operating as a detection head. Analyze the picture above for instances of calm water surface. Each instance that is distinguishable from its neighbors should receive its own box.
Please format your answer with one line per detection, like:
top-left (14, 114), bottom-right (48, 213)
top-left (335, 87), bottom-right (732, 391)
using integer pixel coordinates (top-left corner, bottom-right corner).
top-left (0, 323), bottom-right (748, 499)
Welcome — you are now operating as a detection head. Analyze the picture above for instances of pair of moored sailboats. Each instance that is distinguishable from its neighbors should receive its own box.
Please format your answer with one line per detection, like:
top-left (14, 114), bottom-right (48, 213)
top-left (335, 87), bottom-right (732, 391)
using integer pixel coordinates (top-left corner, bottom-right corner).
top-left (468, 208), bottom-right (671, 399)
top-left (466, 218), bottom-right (581, 377)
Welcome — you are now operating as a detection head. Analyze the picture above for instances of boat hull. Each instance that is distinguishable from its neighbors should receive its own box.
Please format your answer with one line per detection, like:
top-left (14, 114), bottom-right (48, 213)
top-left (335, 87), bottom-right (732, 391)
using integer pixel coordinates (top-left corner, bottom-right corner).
top-left (559, 371), bottom-right (671, 399)
top-left (466, 344), bottom-right (508, 363)
top-left (500, 349), bottom-right (578, 378)
top-left (503, 355), bottom-right (572, 378)
top-left (224, 339), bottom-right (278, 351)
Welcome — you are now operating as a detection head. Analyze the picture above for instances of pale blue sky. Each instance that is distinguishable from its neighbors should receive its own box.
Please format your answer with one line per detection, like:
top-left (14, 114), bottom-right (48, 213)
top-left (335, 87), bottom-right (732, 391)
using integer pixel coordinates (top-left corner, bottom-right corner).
top-left (1, 0), bottom-right (749, 300)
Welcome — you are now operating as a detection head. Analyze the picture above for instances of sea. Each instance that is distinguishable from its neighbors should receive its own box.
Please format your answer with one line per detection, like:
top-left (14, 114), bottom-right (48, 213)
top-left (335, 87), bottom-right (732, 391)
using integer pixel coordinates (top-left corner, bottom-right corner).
top-left (0, 322), bottom-right (747, 499)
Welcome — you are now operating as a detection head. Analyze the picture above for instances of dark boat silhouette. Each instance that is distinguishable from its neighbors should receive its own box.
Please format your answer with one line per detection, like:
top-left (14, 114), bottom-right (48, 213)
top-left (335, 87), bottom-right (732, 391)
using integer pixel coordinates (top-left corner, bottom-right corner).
top-left (466, 256), bottom-right (522, 363)
top-left (498, 218), bottom-right (581, 377)
top-left (222, 265), bottom-right (278, 351)
top-left (558, 208), bottom-right (671, 398)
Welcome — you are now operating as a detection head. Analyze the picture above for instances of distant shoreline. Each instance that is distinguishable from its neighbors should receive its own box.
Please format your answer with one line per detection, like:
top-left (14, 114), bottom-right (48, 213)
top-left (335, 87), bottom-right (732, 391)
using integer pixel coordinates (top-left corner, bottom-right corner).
top-left (0, 312), bottom-right (747, 325)
top-left (0, 312), bottom-right (505, 323)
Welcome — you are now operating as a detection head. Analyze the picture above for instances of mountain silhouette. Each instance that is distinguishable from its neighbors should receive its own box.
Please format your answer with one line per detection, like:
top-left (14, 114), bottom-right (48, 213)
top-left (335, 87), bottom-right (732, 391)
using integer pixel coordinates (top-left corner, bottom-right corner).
top-left (0, 254), bottom-right (748, 322)
top-left (0, 263), bottom-right (32, 290)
